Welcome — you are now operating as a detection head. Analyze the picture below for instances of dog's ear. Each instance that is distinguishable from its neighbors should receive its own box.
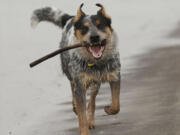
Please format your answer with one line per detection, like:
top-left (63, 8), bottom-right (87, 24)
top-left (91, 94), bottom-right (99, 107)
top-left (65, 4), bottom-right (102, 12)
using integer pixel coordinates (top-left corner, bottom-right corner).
top-left (74, 3), bottom-right (86, 23)
top-left (96, 3), bottom-right (111, 21)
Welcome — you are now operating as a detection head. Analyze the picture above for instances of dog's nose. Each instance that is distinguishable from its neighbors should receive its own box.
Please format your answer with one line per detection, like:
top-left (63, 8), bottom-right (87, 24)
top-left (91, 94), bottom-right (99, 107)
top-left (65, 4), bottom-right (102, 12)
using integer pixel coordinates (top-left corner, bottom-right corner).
top-left (90, 35), bottom-right (100, 44)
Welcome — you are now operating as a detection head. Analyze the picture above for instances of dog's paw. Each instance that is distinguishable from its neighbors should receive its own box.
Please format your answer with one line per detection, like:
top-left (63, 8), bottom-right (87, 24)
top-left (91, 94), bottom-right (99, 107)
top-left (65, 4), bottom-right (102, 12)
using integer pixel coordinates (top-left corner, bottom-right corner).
top-left (88, 121), bottom-right (95, 129)
top-left (104, 105), bottom-right (119, 115)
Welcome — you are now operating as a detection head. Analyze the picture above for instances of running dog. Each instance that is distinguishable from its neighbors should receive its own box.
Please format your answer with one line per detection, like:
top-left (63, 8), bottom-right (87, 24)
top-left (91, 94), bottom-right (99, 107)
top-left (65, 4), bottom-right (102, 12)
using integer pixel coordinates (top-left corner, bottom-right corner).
top-left (31, 3), bottom-right (121, 135)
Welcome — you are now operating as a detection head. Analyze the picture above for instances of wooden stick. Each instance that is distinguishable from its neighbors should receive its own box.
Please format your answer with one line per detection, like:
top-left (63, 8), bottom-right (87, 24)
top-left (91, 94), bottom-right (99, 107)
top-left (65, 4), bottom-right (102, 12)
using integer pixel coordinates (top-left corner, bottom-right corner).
top-left (30, 43), bottom-right (85, 68)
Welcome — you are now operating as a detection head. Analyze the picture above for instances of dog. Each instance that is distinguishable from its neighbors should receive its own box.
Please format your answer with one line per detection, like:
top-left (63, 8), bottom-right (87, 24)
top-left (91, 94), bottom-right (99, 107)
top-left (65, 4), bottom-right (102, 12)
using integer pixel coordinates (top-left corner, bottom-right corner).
top-left (31, 3), bottom-right (121, 135)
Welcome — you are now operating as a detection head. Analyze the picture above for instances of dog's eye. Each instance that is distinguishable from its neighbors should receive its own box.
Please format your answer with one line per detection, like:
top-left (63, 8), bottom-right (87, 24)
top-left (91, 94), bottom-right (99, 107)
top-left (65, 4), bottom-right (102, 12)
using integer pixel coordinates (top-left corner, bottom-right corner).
top-left (97, 24), bottom-right (101, 29)
top-left (81, 26), bottom-right (89, 35)
top-left (97, 23), bottom-right (105, 31)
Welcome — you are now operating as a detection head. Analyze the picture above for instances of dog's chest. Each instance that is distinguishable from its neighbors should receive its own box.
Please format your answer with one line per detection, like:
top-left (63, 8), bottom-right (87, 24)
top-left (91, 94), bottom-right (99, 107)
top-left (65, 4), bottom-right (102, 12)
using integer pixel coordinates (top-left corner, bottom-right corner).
top-left (79, 70), bottom-right (120, 88)
top-left (70, 52), bottom-right (121, 87)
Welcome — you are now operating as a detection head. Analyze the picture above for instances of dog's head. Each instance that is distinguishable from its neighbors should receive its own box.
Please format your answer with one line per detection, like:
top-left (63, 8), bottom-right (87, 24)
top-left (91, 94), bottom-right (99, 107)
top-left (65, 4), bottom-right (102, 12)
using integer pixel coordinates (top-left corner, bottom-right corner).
top-left (73, 3), bottom-right (114, 60)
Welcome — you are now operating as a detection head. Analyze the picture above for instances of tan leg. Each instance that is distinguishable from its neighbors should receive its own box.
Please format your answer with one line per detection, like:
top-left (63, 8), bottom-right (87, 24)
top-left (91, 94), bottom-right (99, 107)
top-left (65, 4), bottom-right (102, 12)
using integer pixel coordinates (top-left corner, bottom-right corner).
top-left (74, 78), bottom-right (90, 135)
top-left (104, 80), bottom-right (120, 115)
top-left (70, 81), bottom-right (77, 115)
top-left (87, 83), bottom-right (100, 129)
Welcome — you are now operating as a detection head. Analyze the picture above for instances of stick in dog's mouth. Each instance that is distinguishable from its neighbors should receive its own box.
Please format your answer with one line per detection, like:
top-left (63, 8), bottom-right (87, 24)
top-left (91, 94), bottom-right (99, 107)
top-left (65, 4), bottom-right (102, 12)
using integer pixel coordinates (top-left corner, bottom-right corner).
top-left (29, 39), bottom-right (106, 68)
top-left (29, 42), bottom-right (89, 68)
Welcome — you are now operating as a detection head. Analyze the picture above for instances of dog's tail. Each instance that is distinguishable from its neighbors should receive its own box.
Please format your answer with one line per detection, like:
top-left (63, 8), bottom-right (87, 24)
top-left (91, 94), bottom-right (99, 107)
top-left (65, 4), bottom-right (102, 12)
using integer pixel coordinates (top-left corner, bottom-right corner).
top-left (31, 7), bottom-right (74, 29)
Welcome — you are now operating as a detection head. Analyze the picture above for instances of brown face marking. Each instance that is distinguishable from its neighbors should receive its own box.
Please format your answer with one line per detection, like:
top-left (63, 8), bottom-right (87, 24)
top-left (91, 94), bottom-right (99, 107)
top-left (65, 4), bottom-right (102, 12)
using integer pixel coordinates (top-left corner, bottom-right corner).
top-left (104, 26), bottom-right (113, 37)
top-left (95, 19), bottom-right (100, 26)
top-left (75, 29), bottom-right (84, 41)
top-left (74, 17), bottom-right (89, 38)
top-left (106, 26), bottom-right (113, 33)
top-left (91, 12), bottom-right (112, 33)
top-left (84, 22), bottom-right (89, 27)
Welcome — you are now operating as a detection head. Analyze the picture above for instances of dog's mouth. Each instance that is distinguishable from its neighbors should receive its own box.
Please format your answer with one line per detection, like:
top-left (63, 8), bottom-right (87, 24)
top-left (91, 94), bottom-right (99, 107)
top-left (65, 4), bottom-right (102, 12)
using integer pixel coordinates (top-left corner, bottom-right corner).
top-left (85, 39), bottom-right (106, 59)
top-left (88, 46), bottom-right (104, 58)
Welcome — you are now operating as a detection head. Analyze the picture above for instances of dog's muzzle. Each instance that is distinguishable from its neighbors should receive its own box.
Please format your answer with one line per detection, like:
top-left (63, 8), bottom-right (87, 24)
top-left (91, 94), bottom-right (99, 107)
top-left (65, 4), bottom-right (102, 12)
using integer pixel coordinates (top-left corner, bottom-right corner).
top-left (85, 39), bottom-right (107, 59)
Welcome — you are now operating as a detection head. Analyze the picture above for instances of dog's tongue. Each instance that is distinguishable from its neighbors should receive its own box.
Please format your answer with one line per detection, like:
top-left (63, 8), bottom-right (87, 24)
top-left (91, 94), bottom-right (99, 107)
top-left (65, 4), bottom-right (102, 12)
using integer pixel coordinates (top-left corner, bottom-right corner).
top-left (89, 46), bottom-right (104, 58)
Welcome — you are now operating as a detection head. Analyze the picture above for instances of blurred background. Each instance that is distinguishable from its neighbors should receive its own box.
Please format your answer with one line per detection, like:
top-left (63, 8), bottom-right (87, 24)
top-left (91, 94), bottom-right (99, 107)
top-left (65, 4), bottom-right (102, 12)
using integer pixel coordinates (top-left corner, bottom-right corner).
top-left (0, 0), bottom-right (180, 135)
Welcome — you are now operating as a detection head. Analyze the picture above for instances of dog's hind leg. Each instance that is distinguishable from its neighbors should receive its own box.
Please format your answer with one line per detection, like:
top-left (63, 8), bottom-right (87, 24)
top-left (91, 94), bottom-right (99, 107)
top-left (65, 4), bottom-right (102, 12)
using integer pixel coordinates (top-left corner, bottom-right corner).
top-left (74, 77), bottom-right (90, 135)
top-left (104, 78), bottom-right (121, 115)
top-left (70, 81), bottom-right (77, 115)
top-left (87, 82), bottom-right (100, 129)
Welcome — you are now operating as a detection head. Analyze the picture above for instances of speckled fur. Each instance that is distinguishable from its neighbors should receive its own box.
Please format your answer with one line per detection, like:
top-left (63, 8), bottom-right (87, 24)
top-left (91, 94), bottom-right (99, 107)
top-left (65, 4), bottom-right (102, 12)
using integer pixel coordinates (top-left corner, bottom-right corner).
top-left (60, 19), bottom-right (121, 83)
top-left (31, 4), bottom-right (121, 135)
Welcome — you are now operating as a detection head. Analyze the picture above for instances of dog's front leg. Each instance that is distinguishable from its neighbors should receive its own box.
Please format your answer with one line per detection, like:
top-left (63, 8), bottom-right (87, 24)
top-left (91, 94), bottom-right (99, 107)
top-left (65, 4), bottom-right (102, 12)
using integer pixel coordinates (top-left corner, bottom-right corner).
top-left (88, 82), bottom-right (100, 129)
top-left (104, 75), bottom-right (121, 115)
top-left (74, 77), bottom-right (90, 135)
top-left (70, 81), bottom-right (77, 115)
